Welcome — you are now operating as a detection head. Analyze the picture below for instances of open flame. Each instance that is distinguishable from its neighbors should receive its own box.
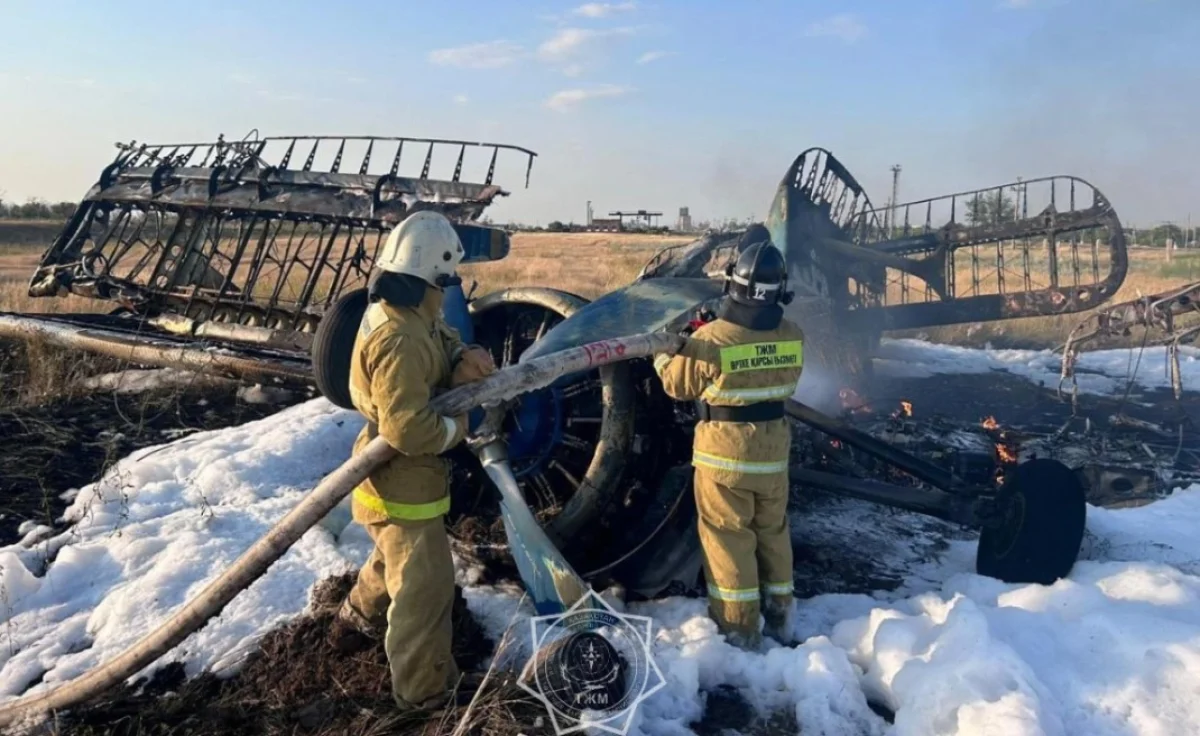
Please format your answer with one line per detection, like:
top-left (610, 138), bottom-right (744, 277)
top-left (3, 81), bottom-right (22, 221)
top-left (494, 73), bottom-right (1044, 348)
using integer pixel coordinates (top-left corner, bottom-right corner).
top-left (980, 415), bottom-right (1019, 471)
top-left (889, 399), bottom-right (914, 420)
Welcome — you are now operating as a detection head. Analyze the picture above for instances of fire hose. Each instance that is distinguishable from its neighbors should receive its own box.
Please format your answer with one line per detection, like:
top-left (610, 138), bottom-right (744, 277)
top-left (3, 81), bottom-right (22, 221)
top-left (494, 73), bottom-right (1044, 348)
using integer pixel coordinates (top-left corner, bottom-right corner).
top-left (0, 332), bottom-right (685, 731)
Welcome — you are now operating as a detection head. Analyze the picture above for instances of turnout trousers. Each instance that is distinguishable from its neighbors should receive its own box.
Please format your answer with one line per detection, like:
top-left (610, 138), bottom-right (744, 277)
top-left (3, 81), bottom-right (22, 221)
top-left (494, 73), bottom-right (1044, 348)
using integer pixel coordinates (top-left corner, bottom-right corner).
top-left (693, 467), bottom-right (795, 649)
top-left (343, 516), bottom-right (459, 708)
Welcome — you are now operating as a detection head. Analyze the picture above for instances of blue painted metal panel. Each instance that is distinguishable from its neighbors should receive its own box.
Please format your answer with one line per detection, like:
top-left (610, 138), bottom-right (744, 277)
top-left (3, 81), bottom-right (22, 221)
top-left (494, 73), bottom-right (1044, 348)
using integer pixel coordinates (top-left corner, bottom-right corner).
top-left (453, 223), bottom-right (510, 264)
top-left (440, 280), bottom-right (475, 344)
top-left (440, 278), bottom-right (485, 431)
top-left (519, 277), bottom-right (723, 363)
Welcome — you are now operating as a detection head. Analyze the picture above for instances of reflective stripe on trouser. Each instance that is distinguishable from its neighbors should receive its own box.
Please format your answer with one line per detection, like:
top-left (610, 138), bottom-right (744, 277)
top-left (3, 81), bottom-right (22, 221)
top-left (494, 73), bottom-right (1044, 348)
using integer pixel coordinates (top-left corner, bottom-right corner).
top-left (345, 517), bottom-right (459, 706)
top-left (693, 450), bottom-right (788, 475)
top-left (353, 488), bottom-right (451, 520)
top-left (693, 469), bottom-right (794, 644)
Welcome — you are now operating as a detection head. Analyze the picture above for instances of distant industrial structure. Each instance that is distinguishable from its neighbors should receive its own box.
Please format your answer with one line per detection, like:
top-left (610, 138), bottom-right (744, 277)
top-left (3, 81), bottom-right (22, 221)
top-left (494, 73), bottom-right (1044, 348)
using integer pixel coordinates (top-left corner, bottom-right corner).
top-left (583, 201), bottom-right (670, 232)
top-left (610, 210), bottom-right (663, 228)
top-left (587, 217), bottom-right (623, 232)
top-left (677, 206), bottom-right (693, 232)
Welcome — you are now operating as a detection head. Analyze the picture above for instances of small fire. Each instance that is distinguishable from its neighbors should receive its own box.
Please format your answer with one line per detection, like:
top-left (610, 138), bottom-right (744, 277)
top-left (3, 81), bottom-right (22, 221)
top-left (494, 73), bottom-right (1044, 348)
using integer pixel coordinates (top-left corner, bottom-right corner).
top-left (830, 439), bottom-right (843, 449)
top-left (890, 399), bottom-right (914, 420)
top-left (980, 415), bottom-right (1019, 472)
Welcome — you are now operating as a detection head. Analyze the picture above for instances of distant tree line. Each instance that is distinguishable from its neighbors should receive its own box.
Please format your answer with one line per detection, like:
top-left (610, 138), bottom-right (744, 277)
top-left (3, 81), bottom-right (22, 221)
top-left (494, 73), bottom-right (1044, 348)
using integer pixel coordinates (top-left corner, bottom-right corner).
top-left (0, 196), bottom-right (77, 220)
top-left (3, 195), bottom-right (1196, 247)
top-left (1126, 223), bottom-right (1195, 249)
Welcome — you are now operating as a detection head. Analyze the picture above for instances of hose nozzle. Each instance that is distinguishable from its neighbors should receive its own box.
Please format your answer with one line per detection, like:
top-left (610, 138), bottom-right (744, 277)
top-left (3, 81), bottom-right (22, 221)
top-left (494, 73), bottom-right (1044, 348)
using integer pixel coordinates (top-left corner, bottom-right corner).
top-left (466, 401), bottom-right (509, 466)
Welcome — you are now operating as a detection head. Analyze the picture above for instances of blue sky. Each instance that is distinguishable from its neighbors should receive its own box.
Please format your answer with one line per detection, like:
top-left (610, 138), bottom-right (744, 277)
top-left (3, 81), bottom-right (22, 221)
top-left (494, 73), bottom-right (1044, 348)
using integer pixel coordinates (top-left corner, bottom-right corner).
top-left (0, 0), bottom-right (1196, 227)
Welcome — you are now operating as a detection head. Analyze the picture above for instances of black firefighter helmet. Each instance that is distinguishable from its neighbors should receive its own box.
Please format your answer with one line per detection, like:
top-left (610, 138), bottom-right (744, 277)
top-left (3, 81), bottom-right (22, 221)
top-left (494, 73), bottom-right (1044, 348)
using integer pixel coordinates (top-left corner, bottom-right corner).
top-left (723, 231), bottom-right (793, 307)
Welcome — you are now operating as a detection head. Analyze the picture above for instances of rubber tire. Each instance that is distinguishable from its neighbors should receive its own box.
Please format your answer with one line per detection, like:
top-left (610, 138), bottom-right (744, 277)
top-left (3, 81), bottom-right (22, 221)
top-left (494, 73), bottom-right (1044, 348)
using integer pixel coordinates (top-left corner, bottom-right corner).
top-left (607, 465), bottom-right (704, 599)
top-left (975, 458), bottom-right (1087, 585)
top-left (311, 287), bottom-right (368, 411)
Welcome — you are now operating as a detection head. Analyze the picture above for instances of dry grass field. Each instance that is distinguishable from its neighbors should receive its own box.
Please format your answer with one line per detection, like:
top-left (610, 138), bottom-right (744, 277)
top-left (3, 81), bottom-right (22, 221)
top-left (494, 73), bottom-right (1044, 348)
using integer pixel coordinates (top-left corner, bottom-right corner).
top-left (1, 220), bottom-right (1197, 350)
top-left (458, 231), bottom-right (694, 298)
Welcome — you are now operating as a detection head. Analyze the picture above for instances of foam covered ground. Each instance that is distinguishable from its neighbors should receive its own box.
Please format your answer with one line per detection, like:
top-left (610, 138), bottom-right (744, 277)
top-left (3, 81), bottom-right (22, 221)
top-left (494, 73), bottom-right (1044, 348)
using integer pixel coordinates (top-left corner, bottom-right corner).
top-left (874, 338), bottom-right (1200, 397)
top-left (2, 340), bottom-right (1199, 735)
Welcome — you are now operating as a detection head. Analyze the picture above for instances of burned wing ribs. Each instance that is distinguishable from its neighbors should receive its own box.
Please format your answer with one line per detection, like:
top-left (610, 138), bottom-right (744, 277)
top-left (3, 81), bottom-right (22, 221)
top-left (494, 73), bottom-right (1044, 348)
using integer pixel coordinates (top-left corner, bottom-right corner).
top-left (26, 134), bottom-right (536, 341)
top-left (1060, 280), bottom-right (1200, 400)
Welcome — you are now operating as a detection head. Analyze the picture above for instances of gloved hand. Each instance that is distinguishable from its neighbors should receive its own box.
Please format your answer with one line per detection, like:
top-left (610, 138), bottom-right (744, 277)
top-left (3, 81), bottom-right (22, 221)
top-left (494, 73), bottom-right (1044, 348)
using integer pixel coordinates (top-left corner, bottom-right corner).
top-left (451, 345), bottom-right (497, 387)
top-left (681, 307), bottom-right (716, 336)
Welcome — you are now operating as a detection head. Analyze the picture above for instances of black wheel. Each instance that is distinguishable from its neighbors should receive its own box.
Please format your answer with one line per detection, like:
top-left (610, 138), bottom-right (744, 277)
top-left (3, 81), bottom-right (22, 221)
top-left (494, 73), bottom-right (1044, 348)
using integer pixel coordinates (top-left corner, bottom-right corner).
top-left (975, 458), bottom-right (1087, 585)
top-left (311, 287), bottom-right (368, 411)
top-left (603, 464), bottom-right (704, 599)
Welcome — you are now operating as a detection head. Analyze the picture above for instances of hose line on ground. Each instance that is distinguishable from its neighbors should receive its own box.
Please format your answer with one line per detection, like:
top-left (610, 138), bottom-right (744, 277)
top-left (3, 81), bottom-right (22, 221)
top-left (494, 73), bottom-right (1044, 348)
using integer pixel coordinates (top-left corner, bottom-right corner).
top-left (0, 332), bottom-right (685, 732)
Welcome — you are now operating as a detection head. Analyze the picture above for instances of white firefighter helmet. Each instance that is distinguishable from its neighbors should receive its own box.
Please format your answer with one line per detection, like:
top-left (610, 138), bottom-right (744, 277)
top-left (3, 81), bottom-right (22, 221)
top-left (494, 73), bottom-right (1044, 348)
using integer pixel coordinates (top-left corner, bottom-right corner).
top-left (375, 210), bottom-right (465, 286)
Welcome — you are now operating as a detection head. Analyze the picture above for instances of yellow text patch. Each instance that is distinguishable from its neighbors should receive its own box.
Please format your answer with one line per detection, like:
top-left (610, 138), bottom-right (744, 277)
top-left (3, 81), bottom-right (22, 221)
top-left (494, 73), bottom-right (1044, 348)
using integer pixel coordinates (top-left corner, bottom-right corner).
top-left (719, 340), bottom-right (803, 374)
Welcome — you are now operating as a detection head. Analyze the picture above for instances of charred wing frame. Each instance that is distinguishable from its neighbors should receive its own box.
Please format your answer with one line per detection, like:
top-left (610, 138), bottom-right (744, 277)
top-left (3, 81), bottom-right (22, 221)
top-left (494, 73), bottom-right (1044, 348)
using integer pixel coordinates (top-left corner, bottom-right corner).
top-left (765, 148), bottom-right (1128, 332)
top-left (27, 134), bottom-right (536, 337)
top-left (1060, 280), bottom-right (1200, 400)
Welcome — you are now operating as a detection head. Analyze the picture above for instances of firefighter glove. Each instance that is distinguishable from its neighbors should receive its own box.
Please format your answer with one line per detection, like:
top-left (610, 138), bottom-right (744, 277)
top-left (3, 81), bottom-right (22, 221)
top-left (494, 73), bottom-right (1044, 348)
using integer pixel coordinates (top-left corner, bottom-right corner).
top-left (451, 345), bottom-right (497, 387)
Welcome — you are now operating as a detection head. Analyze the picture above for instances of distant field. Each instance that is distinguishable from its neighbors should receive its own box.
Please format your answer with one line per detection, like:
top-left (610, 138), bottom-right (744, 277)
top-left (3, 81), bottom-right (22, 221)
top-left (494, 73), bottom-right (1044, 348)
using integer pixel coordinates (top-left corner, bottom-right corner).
top-left (0, 221), bottom-right (62, 284)
top-left (0, 220), bottom-right (63, 250)
top-left (1, 219), bottom-right (1197, 349)
top-left (459, 231), bottom-right (693, 299)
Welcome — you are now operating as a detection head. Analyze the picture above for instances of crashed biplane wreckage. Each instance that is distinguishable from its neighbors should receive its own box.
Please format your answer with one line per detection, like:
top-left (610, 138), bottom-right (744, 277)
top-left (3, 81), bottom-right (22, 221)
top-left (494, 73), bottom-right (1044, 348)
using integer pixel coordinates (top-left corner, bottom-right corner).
top-left (0, 131), bottom-right (1138, 724)
top-left (0, 133), bottom-right (1133, 589)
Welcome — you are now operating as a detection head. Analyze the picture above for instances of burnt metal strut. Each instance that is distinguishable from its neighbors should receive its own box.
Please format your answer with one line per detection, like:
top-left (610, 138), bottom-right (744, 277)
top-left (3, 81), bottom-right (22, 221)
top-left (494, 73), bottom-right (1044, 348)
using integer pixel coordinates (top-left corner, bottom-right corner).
top-left (784, 398), bottom-right (997, 528)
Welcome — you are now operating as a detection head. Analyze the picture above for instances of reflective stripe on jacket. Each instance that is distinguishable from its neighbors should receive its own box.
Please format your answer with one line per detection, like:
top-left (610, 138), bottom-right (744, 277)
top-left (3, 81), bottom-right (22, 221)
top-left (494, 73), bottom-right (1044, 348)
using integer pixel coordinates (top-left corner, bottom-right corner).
top-left (348, 289), bottom-right (468, 524)
top-left (655, 315), bottom-right (805, 491)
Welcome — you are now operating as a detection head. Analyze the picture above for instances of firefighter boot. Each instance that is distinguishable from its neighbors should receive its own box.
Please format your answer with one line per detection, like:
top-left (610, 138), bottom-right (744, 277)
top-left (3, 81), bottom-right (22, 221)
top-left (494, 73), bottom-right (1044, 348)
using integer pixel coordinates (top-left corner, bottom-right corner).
top-left (330, 597), bottom-right (385, 654)
top-left (329, 543), bottom-right (391, 654)
top-left (762, 594), bottom-right (799, 647)
top-left (723, 627), bottom-right (765, 653)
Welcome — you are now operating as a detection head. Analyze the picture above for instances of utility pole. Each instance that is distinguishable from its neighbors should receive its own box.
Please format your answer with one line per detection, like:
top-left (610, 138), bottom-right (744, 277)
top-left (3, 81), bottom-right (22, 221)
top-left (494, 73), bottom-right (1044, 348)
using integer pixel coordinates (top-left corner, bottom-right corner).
top-left (888, 164), bottom-right (902, 236)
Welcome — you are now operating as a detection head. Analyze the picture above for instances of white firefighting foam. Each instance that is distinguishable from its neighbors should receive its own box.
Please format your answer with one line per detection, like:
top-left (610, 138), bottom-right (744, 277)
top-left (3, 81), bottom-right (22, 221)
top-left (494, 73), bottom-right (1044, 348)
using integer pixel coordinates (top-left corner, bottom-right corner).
top-left (0, 341), bottom-right (1199, 734)
top-left (875, 338), bottom-right (1200, 396)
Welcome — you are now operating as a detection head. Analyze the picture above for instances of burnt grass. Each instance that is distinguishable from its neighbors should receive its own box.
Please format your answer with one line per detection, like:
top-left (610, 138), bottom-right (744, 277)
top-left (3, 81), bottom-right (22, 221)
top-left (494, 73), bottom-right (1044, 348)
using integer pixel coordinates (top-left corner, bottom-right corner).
top-left (56, 575), bottom-right (790, 736)
top-left (0, 340), bottom-right (303, 546)
top-left (55, 574), bottom-right (555, 736)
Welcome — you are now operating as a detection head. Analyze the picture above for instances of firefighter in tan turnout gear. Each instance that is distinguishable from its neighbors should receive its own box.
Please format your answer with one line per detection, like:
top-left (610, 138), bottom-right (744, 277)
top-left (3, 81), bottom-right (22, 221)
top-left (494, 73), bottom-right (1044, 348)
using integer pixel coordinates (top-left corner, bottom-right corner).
top-left (654, 227), bottom-right (804, 651)
top-left (332, 210), bottom-right (497, 712)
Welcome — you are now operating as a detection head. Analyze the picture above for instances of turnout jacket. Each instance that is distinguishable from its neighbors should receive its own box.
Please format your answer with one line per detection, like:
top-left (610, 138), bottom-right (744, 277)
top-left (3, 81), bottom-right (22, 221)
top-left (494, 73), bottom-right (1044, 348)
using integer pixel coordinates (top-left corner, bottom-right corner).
top-left (654, 315), bottom-right (805, 491)
top-left (348, 289), bottom-right (470, 524)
